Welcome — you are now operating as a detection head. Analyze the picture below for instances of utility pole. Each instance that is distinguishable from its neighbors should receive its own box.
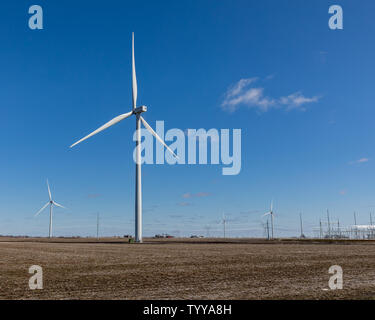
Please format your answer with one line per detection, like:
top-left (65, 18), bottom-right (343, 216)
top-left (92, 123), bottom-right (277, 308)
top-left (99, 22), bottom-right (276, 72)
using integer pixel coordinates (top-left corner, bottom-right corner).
top-left (327, 209), bottom-right (331, 239)
top-left (370, 212), bottom-right (373, 239)
top-left (338, 219), bottom-right (341, 238)
top-left (96, 212), bottom-right (99, 240)
top-left (299, 212), bottom-right (304, 238)
top-left (319, 219), bottom-right (323, 239)
top-left (222, 214), bottom-right (226, 238)
top-left (354, 212), bottom-right (357, 239)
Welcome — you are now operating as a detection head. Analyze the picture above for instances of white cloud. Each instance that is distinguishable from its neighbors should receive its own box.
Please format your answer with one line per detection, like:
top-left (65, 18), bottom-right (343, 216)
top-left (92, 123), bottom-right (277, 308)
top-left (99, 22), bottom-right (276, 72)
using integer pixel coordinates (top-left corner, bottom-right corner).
top-left (349, 158), bottom-right (370, 165)
top-left (279, 92), bottom-right (320, 111)
top-left (226, 78), bottom-right (258, 98)
top-left (221, 77), bottom-right (320, 113)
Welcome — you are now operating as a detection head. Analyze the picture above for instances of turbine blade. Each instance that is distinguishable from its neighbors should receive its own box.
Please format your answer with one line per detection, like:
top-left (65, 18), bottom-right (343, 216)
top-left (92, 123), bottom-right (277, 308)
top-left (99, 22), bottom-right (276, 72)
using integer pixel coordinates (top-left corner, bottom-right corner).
top-left (263, 212), bottom-right (271, 216)
top-left (34, 202), bottom-right (50, 217)
top-left (53, 201), bottom-right (65, 209)
top-left (47, 179), bottom-right (52, 201)
top-left (270, 199), bottom-right (273, 212)
top-left (132, 32), bottom-right (137, 109)
top-left (140, 116), bottom-right (178, 158)
top-left (70, 111), bottom-right (133, 148)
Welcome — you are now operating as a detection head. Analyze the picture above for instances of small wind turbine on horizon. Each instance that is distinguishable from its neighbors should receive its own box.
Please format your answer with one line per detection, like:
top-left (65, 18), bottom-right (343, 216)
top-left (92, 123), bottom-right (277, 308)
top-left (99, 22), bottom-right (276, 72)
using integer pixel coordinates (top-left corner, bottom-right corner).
top-left (97, 212), bottom-right (100, 240)
top-left (34, 180), bottom-right (65, 238)
top-left (204, 225), bottom-right (211, 238)
top-left (70, 33), bottom-right (177, 243)
top-left (222, 213), bottom-right (227, 238)
top-left (263, 200), bottom-right (275, 239)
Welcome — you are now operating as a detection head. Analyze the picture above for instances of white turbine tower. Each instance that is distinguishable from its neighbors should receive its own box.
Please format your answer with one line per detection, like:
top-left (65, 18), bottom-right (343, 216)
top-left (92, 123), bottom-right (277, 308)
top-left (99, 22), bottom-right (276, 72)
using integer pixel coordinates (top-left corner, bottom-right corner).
top-left (222, 213), bottom-right (226, 238)
top-left (263, 200), bottom-right (275, 239)
top-left (70, 33), bottom-right (177, 243)
top-left (34, 180), bottom-right (65, 238)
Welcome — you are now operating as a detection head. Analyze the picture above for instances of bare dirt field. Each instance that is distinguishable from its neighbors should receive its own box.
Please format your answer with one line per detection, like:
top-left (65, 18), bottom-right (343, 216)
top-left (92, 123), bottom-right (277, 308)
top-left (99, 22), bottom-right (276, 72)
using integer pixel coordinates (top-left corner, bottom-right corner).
top-left (0, 237), bottom-right (375, 300)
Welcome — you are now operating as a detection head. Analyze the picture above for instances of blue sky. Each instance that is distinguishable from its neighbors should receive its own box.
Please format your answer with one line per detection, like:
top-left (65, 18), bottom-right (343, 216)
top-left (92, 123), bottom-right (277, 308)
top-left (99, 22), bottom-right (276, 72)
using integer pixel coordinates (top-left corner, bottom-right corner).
top-left (1, 0), bottom-right (375, 237)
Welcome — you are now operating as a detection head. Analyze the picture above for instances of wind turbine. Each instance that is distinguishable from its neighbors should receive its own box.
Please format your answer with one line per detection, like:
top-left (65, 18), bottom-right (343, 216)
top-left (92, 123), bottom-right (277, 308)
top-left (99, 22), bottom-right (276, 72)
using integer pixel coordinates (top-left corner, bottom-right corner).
top-left (299, 212), bottom-right (304, 238)
top-left (262, 220), bottom-right (270, 240)
top-left (204, 225), bottom-right (211, 238)
top-left (70, 33), bottom-right (176, 243)
top-left (326, 209), bottom-right (331, 238)
top-left (222, 213), bottom-right (226, 238)
top-left (263, 200), bottom-right (275, 239)
top-left (34, 180), bottom-right (65, 238)
top-left (97, 212), bottom-right (100, 240)
top-left (370, 212), bottom-right (373, 239)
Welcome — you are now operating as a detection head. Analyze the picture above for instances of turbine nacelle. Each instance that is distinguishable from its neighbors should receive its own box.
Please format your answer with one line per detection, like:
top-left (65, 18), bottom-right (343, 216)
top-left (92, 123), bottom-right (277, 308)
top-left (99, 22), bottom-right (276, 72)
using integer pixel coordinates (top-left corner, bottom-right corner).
top-left (133, 106), bottom-right (147, 114)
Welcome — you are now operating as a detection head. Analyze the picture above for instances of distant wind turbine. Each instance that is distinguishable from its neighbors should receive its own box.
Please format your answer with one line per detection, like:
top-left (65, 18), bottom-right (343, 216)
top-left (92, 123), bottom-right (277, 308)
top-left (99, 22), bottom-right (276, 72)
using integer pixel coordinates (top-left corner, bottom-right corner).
top-left (370, 212), bottom-right (373, 238)
top-left (299, 212), bottom-right (304, 238)
top-left (204, 225), bottom-right (211, 238)
top-left (70, 33), bottom-right (177, 243)
top-left (263, 200), bottom-right (275, 239)
top-left (34, 180), bottom-right (65, 238)
top-left (327, 209), bottom-right (331, 238)
top-left (222, 213), bottom-right (226, 238)
top-left (262, 220), bottom-right (270, 240)
top-left (97, 212), bottom-right (100, 240)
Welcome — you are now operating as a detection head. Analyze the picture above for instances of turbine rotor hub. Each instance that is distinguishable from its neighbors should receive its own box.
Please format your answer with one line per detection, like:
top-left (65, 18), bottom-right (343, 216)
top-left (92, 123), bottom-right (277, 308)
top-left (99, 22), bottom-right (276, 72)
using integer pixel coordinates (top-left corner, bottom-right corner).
top-left (133, 106), bottom-right (147, 114)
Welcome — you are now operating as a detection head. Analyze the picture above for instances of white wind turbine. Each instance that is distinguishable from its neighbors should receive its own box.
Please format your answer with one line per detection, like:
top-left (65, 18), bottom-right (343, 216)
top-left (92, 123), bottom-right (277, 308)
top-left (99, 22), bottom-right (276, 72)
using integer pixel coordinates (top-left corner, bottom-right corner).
top-left (34, 180), bottom-right (65, 238)
top-left (263, 200), bottom-right (275, 239)
top-left (222, 213), bottom-right (226, 238)
top-left (70, 33), bottom-right (177, 243)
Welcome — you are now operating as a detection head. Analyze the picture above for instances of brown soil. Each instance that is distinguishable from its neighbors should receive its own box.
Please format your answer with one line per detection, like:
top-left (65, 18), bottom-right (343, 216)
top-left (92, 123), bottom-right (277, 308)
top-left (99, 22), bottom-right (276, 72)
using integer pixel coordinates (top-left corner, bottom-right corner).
top-left (1, 237), bottom-right (374, 300)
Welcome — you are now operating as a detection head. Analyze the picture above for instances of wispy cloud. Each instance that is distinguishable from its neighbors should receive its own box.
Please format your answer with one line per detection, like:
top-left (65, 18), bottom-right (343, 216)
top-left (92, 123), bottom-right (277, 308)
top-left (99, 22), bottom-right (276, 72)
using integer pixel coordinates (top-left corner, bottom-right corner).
top-left (182, 192), bottom-right (211, 199)
top-left (177, 202), bottom-right (192, 207)
top-left (349, 158), bottom-right (370, 165)
top-left (221, 77), bottom-right (320, 112)
top-left (144, 204), bottom-right (159, 213)
top-left (88, 193), bottom-right (101, 199)
top-left (279, 92), bottom-right (320, 111)
top-left (169, 214), bottom-right (183, 218)
top-left (225, 78), bottom-right (258, 99)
